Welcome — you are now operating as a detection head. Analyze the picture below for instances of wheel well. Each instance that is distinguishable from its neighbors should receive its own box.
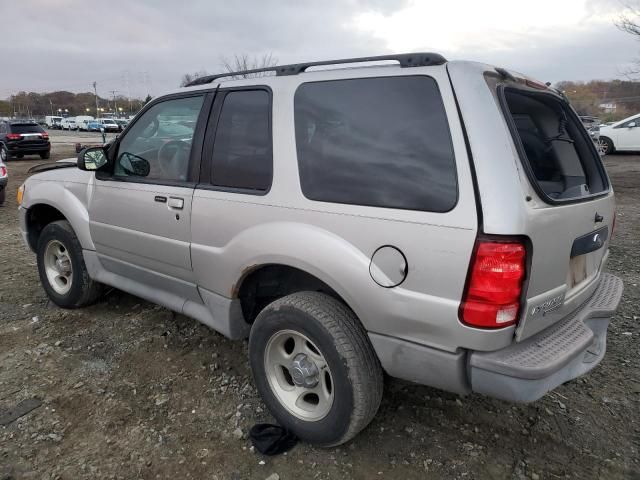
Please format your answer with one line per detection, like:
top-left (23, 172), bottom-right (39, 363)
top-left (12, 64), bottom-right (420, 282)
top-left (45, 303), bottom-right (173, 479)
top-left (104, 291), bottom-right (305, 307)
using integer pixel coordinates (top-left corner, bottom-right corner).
top-left (237, 265), bottom-right (345, 324)
top-left (25, 204), bottom-right (66, 251)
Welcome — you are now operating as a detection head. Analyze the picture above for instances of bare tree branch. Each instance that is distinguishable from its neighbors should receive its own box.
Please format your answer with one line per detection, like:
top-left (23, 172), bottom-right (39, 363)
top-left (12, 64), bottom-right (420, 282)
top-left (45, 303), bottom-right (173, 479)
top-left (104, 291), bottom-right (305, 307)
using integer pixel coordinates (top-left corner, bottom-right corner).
top-left (220, 53), bottom-right (278, 80)
top-left (615, 3), bottom-right (640, 77)
top-left (179, 70), bottom-right (209, 87)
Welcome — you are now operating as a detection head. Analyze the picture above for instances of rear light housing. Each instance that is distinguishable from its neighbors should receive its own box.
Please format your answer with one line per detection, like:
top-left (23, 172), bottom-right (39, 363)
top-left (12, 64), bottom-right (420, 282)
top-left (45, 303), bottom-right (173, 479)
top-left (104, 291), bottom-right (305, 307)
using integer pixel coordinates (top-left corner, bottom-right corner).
top-left (6, 133), bottom-right (21, 140)
top-left (41, 132), bottom-right (49, 139)
top-left (460, 239), bottom-right (527, 328)
top-left (0, 166), bottom-right (6, 177)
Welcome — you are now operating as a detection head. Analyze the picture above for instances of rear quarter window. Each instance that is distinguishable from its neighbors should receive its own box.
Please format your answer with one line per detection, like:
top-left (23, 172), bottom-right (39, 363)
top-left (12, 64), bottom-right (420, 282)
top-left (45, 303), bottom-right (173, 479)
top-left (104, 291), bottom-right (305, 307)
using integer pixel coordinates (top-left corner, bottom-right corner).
top-left (294, 76), bottom-right (457, 212)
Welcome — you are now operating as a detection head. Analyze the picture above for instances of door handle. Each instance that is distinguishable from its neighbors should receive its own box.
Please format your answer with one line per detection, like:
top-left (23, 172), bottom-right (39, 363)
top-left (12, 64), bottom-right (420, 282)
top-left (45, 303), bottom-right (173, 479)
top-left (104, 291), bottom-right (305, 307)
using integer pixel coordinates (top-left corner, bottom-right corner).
top-left (168, 197), bottom-right (184, 210)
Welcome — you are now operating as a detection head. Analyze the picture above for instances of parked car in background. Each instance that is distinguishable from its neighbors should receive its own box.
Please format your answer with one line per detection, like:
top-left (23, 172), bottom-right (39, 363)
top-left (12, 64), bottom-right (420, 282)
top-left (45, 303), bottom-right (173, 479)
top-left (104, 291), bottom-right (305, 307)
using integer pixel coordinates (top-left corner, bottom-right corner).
top-left (86, 120), bottom-right (103, 132)
top-left (114, 119), bottom-right (129, 131)
top-left (60, 118), bottom-right (78, 131)
top-left (0, 120), bottom-right (50, 160)
top-left (44, 116), bottom-right (63, 129)
top-left (580, 116), bottom-right (601, 153)
top-left (75, 116), bottom-right (95, 131)
top-left (96, 118), bottom-right (119, 132)
top-left (17, 53), bottom-right (622, 446)
top-left (0, 158), bottom-right (7, 205)
top-left (598, 113), bottom-right (640, 154)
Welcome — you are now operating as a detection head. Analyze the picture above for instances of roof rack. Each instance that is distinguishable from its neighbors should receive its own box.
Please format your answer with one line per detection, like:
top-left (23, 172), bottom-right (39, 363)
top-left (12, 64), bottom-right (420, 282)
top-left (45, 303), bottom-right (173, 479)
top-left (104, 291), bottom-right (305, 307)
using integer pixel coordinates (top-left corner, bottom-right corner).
top-left (185, 52), bottom-right (447, 87)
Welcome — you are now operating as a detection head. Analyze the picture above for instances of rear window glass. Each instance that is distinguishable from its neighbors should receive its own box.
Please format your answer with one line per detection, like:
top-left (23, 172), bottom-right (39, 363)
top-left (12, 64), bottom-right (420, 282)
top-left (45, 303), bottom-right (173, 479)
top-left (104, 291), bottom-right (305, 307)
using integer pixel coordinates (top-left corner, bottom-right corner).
top-left (11, 124), bottom-right (43, 134)
top-left (294, 76), bottom-right (457, 212)
top-left (502, 88), bottom-right (608, 202)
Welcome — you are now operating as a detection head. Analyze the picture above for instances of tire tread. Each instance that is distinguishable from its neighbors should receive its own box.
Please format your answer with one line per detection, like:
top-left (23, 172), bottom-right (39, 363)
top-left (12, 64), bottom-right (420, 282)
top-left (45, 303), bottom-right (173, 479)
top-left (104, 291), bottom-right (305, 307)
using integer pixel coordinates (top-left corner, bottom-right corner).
top-left (261, 291), bottom-right (383, 445)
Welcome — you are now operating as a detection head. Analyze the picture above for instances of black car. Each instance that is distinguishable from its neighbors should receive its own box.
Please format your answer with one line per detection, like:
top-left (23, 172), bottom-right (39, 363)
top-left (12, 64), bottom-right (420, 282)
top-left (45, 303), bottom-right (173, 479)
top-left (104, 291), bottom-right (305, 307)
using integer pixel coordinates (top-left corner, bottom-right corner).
top-left (0, 121), bottom-right (51, 161)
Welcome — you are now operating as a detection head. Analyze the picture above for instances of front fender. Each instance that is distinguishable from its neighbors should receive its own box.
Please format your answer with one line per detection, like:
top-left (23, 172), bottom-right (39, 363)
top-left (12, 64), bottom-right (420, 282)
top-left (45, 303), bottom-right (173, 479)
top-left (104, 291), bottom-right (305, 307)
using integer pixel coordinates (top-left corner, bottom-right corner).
top-left (23, 177), bottom-right (94, 250)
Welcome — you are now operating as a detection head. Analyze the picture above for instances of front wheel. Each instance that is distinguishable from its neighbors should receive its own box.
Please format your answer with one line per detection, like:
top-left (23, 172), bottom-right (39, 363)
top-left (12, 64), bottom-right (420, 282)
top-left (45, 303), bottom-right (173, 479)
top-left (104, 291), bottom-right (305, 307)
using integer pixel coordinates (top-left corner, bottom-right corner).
top-left (0, 144), bottom-right (7, 162)
top-left (36, 220), bottom-right (103, 308)
top-left (249, 292), bottom-right (383, 446)
top-left (598, 137), bottom-right (614, 155)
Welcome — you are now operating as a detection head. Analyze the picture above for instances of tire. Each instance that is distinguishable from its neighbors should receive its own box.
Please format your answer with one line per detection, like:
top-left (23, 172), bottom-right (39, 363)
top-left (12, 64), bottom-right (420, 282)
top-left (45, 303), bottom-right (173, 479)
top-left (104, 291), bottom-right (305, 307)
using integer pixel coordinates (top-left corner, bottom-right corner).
top-left (598, 137), bottom-right (614, 155)
top-left (0, 144), bottom-right (7, 162)
top-left (40, 151), bottom-right (50, 159)
top-left (36, 220), bottom-right (103, 308)
top-left (249, 291), bottom-right (383, 446)
top-left (0, 188), bottom-right (5, 205)
top-left (16, 154), bottom-right (24, 159)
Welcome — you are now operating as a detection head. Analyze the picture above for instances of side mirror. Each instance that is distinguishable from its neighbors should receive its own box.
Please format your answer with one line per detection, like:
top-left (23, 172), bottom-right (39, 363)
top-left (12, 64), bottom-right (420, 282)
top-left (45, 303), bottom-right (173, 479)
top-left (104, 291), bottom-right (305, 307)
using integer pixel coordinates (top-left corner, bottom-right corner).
top-left (118, 152), bottom-right (151, 177)
top-left (77, 146), bottom-right (108, 171)
top-left (628, 122), bottom-right (636, 128)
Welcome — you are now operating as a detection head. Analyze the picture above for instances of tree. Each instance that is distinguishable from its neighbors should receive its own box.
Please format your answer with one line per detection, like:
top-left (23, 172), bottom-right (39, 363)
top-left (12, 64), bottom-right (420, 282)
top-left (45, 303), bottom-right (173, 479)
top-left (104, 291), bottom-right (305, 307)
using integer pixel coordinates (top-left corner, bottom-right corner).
top-left (179, 70), bottom-right (210, 87)
top-left (144, 94), bottom-right (153, 104)
top-left (179, 54), bottom-right (277, 87)
top-left (616, 5), bottom-right (640, 75)
top-left (220, 53), bottom-right (278, 79)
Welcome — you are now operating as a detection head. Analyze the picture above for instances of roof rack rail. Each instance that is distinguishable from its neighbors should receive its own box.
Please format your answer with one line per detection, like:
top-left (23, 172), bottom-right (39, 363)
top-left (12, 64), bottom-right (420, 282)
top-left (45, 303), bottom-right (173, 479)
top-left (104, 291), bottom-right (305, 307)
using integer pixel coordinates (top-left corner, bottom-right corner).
top-left (185, 52), bottom-right (447, 87)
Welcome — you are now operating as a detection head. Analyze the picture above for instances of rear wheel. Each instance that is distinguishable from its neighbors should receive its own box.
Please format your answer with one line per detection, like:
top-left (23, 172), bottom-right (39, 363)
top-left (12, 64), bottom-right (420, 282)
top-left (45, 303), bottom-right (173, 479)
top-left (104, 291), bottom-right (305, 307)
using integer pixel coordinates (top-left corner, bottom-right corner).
top-left (40, 151), bottom-right (50, 159)
top-left (36, 220), bottom-right (103, 308)
top-left (249, 292), bottom-right (383, 446)
top-left (0, 188), bottom-right (5, 205)
top-left (598, 137), bottom-right (614, 155)
top-left (16, 153), bottom-right (23, 159)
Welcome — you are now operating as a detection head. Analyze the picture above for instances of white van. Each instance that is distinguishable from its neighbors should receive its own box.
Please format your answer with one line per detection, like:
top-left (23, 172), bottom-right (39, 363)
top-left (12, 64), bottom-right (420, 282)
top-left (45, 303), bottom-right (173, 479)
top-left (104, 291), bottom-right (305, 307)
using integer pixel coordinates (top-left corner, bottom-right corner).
top-left (74, 116), bottom-right (95, 132)
top-left (60, 118), bottom-right (78, 131)
top-left (44, 116), bottom-right (63, 129)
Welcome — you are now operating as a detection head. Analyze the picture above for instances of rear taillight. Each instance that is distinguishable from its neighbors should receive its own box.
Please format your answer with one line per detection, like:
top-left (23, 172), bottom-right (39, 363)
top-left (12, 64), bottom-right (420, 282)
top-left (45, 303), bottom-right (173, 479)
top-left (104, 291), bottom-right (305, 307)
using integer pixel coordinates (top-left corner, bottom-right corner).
top-left (41, 132), bottom-right (49, 139)
top-left (6, 133), bottom-right (21, 140)
top-left (0, 166), bottom-right (6, 177)
top-left (460, 240), bottom-right (527, 328)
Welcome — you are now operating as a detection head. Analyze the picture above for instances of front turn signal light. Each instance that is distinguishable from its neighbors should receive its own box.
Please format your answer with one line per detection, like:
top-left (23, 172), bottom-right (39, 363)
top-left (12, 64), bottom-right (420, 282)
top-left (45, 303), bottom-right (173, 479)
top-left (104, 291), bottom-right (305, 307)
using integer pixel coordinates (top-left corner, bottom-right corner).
top-left (17, 184), bottom-right (25, 205)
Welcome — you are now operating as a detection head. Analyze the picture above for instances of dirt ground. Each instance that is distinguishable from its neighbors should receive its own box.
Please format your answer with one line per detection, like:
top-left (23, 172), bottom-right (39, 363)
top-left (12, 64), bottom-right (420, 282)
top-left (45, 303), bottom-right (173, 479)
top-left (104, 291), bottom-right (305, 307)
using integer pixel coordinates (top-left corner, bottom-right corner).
top-left (0, 143), bottom-right (638, 480)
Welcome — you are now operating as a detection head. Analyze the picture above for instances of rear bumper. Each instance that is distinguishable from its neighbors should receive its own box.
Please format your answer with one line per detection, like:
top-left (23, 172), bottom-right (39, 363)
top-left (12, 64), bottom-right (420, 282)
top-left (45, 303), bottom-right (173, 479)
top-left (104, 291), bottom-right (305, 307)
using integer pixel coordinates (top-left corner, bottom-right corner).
top-left (7, 142), bottom-right (50, 154)
top-left (469, 273), bottom-right (623, 402)
top-left (370, 273), bottom-right (623, 402)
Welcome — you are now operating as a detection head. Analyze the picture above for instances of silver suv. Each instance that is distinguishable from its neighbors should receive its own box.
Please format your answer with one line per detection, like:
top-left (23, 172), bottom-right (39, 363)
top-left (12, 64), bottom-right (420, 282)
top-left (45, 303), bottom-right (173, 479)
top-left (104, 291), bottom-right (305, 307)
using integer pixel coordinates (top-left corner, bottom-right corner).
top-left (18, 53), bottom-right (623, 446)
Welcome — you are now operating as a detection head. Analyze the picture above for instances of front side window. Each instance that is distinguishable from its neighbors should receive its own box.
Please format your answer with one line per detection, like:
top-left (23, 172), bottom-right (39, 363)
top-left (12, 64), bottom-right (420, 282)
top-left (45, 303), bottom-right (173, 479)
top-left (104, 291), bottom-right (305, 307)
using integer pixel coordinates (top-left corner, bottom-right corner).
top-left (210, 90), bottom-right (272, 191)
top-left (115, 95), bottom-right (204, 182)
top-left (616, 117), bottom-right (640, 128)
top-left (294, 76), bottom-right (458, 212)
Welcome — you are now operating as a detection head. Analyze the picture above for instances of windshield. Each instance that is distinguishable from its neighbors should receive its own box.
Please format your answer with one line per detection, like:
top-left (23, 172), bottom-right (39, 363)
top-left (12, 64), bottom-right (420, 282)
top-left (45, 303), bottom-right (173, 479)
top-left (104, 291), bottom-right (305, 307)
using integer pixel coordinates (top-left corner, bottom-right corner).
top-left (103, 120), bottom-right (116, 125)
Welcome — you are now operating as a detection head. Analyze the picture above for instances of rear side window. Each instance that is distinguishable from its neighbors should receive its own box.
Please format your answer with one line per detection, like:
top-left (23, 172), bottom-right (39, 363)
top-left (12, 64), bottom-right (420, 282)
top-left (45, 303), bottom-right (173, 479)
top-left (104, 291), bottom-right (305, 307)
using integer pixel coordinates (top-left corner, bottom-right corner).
top-left (11, 124), bottom-right (43, 134)
top-left (502, 88), bottom-right (608, 202)
top-left (294, 76), bottom-right (457, 212)
top-left (211, 90), bottom-right (272, 191)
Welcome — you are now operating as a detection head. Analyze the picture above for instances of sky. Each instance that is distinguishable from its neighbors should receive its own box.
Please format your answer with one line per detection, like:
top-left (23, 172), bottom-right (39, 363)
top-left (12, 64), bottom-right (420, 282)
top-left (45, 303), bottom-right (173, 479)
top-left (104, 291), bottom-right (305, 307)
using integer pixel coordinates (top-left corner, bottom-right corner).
top-left (1, 0), bottom-right (638, 99)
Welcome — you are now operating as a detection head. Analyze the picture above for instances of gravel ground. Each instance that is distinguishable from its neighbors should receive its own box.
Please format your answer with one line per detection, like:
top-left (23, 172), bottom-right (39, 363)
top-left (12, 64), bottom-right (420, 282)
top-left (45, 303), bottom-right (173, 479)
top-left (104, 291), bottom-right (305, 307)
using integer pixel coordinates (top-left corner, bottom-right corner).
top-left (0, 146), bottom-right (638, 480)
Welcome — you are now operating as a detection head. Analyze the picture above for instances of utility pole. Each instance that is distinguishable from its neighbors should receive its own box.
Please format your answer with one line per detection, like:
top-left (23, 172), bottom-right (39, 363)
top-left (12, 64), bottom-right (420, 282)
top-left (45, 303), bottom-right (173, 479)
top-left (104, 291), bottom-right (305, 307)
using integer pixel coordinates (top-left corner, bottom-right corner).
top-left (93, 81), bottom-right (99, 118)
top-left (109, 90), bottom-right (118, 118)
